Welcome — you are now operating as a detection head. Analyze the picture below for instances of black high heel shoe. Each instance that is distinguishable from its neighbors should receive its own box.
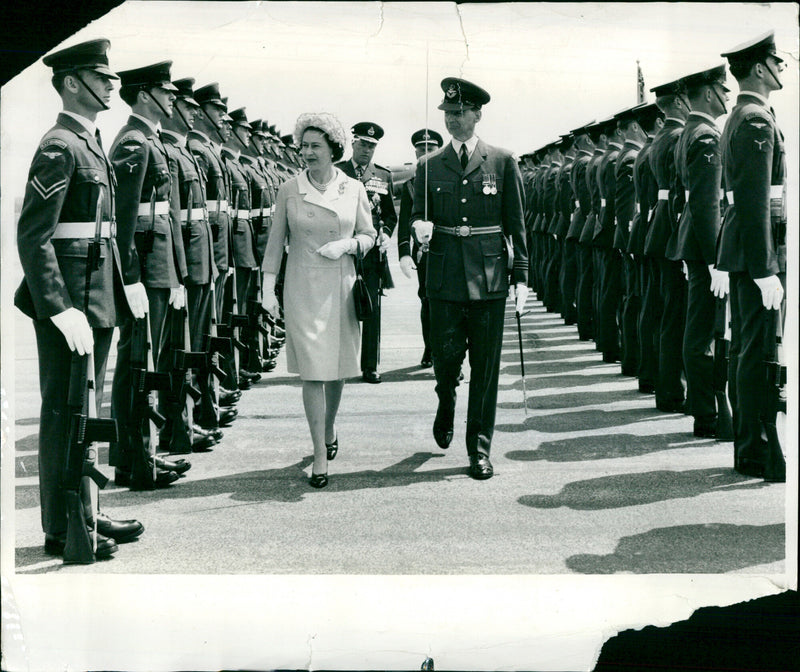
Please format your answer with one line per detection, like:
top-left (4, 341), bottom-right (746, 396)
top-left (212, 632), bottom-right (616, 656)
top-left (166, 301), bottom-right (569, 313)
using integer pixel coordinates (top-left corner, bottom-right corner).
top-left (326, 436), bottom-right (338, 461)
top-left (309, 472), bottom-right (329, 488)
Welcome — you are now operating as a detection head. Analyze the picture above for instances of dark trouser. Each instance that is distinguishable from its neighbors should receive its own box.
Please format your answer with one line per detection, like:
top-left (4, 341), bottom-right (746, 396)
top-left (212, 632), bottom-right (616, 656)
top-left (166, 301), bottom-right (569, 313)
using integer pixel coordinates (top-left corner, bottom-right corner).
top-left (429, 297), bottom-right (506, 457)
top-left (597, 248), bottom-right (622, 358)
top-left (416, 251), bottom-right (431, 357)
top-left (684, 261), bottom-right (716, 428)
top-left (34, 321), bottom-right (113, 536)
top-left (187, 283), bottom-right (214, 425)
top-left (592, 247), bottom-right (604, 348)
top-left (657, 258), bottom-right (687, 408)
top-left (729, 272), bottom-right (785, 469)
top-left (111, 287), bottom-right (170, 468)
top-left (620, 253), bottom-right (640, 375)
top-left (576, 243), bottom-right (594, 340)
top-left (361, 254), bottom-right (382, 373)
top-left (638, 257), bottom-right (660, 388)
top-left (544, 237), bottom-right (561, 312)
top-left (561, 239), bottom-right (578, 324)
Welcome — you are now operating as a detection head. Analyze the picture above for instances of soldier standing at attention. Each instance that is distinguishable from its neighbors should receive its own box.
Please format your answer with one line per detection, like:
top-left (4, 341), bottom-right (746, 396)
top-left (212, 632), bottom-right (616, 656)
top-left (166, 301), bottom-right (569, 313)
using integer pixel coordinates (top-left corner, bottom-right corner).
top-left (410, 77), bottom-right (528, 480)
top-left (109, 61), bottom-right (187, 489)
top-left (336, 122), bottom-right (397, 384)
top-left (398, 128), bottom-right (444, 369)
top-left (718, 32), bottom-right (787, 479)
top-left (672, 65), bottom-right (731, 438)
top-left (15, 39), bottom-right (145, 559)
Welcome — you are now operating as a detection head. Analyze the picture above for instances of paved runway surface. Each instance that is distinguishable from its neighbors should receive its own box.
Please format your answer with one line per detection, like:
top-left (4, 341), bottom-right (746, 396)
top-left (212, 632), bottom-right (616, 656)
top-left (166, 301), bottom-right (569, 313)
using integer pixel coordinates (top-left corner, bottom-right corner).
top-left (12, 254), bottom-right (786, 575)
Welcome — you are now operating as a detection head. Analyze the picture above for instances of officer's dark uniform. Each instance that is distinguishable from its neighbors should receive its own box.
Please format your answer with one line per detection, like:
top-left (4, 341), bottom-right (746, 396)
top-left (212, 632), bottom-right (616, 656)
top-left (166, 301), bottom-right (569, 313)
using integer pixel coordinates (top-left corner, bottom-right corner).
top-left (718, 33), bottom-right (787, 478)
top-left (409, 78), bottom-right (528, 479)
top-left (109, 61), bottom-right (187, 482)
top-left (555, 136), bottom-right (577, 324)
top-left (14, 39), bottom-right (137, 554)
top-left (336, 122), bottom-right (397, 383)
top-left (672, 66), bottom-right (729, 437)
top-left (397, 128), bottom-right (445, 367)
top-left (541, 143), bottom-right (564, 313)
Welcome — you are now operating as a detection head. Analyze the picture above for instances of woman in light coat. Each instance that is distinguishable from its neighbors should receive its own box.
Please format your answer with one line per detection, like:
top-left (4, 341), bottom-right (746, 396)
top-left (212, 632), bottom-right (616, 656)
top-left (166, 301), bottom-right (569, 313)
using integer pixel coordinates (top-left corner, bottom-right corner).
top-left (261, 113), bottom-right (375, 488)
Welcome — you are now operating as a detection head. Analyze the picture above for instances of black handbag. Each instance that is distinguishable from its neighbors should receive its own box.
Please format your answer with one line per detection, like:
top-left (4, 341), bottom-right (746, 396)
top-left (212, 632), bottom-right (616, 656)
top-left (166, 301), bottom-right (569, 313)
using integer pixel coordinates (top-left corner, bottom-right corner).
top-left (353, 240), bottom-right (374, 321)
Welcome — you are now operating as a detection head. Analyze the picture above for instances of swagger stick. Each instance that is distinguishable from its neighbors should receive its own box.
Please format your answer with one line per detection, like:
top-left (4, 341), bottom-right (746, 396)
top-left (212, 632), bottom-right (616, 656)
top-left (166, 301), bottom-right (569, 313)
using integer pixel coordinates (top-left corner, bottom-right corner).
top-left (515, 310), bottom-right (529, 416)
top-left (424, 41), bottom-right (429, 222)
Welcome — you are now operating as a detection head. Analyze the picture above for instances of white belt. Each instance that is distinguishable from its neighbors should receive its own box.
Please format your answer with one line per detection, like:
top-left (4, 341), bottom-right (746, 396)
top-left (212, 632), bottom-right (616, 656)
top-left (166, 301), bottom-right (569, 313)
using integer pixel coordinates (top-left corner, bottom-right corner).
top-left (686, 190), bottom-right (726, 202)
top-left (657, 190), bottom-right (669, 200)
top-left (684, 190), bottom-right (690, 202)
top-left (770, 185), bottom-right (784, 198)
top-left (179, 209), bottom-right (206, 221)
top-left (574, 200), bottom-right (580, 208)
top-left (137, 201), bottom-right (170, 216)
top-left (600, 198), bottom-right (607, 207)
top-left (231, 209), bottom-right (250, 219)
top-left (207, 199), bottom-right (228, 212)
top-left (52, 221), bottom-right (112, 239)
top-left (635, 203), bottom-right (641, 213)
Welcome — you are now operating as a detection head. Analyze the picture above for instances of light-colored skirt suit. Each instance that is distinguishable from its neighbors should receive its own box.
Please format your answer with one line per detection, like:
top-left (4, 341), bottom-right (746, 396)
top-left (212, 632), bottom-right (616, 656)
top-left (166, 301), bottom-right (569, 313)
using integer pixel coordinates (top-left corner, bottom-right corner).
top-left (262, 167), bottom-right (376, 380)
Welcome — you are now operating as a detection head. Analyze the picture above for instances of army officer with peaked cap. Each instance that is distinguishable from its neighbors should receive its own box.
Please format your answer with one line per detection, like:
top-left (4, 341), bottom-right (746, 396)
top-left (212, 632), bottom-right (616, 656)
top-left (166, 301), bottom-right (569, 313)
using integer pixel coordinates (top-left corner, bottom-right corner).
top-left (409, 77), bottom-right (528, 480)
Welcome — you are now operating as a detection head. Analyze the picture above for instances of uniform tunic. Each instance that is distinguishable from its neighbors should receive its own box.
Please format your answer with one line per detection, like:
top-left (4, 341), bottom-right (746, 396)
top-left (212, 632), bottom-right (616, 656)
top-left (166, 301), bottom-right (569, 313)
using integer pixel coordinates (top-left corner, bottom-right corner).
top-left (262, 168), bottom-right (375, 380)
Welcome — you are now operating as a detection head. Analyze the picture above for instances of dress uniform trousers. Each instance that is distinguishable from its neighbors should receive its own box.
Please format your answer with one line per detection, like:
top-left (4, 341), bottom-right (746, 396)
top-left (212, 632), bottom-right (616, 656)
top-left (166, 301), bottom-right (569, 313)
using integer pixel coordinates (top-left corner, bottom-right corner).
top-left (416, 250), bottom-right (431, 357)
top-left (561, 238), bottom-right (579, 324)
top-left (728, 271), bottom-right (785, 470)
top-left (360, 247), bottom-right (383, 372)
top-left (657, 258), bottom-right (687, 408)
top-left (575, 242), bottom-right (595, 340)
top-left (638, 257), bottom-right (660, 389)
top-left (620, 253), bottom-right (640, 375)
top-left (35, 321), bottom-right (113, 535)
top-left (430, 297), bottom-right (506, 458)
top-left (186, 282), bottom-right (214, 422)
top-left (598, 248), bottom-right (622, 359)
top-left (683, 261), bottom-right (717, 428)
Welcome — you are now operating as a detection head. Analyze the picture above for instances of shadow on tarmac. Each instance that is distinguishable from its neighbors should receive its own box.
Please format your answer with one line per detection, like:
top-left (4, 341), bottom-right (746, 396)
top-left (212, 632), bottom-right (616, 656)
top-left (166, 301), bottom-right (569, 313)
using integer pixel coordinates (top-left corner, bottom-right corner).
top-left (498, 386), bottom-right (641, 411)
top-left (517, 467), bottom-right (772, 510)
top-left (566, 523), bottom-right (785, 573)
top-left (496, 406), bottom-right (661, 433)
top-left (505, 432), bottom-right (710, 463)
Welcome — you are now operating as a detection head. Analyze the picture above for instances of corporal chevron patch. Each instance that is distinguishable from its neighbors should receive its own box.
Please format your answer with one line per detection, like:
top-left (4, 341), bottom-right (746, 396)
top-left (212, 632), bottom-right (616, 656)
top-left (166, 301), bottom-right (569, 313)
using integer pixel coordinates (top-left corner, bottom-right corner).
top-left (31, 175), bottom-right (67, 200)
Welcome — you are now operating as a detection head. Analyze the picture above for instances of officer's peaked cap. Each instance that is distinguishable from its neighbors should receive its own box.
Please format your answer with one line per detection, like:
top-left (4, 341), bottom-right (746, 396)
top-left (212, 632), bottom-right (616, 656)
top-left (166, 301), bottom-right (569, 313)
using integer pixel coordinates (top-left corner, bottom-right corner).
top-left (117, 61), bottom-right (178, 91)
top-left (229, 107), bottom-right (252, 129)
top-left (194, 82), bottom-right (225, 108)
top-left (43, 38), bottom-right (118, 79)
top-left (352, 122), bottom-right (384, 144)
top-left (438, 77), bottom-right (491, 111)
top-left (722, 30), bottom-right (783, 65)
top-left (681, 65), bottom-right (730, 93)
top-left (411, 128), bottom-right (444, 147)
top-left (172, 77), bottom-right (200, 107)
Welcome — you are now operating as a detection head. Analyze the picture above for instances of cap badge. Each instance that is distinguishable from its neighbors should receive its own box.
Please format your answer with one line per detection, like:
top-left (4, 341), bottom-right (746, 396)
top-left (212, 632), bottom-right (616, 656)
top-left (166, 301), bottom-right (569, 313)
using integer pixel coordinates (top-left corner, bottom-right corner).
top-left (446, 84), bottom-right (458, 99)
top-left (367, 126), bottom-right (375, 136)
top-left (422, 131), bottom-right (430, 139)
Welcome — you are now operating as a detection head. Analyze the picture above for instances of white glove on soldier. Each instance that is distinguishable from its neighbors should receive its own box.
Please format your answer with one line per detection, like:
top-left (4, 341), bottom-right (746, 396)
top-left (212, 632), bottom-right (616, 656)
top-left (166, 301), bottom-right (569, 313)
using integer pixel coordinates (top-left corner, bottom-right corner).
top-left (399, 255), bottom-right (415, 278)
top-left (377, 231), bottom-right (390, 253)
top-left (753, 275), bottom-right (784, 310)
top-left (123, 282), bottom-right (149, 319)
top-left (51, 308), bottom-right (94, 356)
top-left (412, 220), bottom-right (434, 244)
top-left (708, 266), bottom-right (729, 299)
top-left (514, 283), bottom-right (529, 314)
top-left (168, 286), bottom-right (186, 310)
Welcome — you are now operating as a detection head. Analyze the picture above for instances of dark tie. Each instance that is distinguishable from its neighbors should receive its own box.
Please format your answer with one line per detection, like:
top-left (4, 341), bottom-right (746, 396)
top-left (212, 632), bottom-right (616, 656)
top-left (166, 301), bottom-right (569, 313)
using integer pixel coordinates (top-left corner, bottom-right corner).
top-left (460, 144), bottom-right (469, 170)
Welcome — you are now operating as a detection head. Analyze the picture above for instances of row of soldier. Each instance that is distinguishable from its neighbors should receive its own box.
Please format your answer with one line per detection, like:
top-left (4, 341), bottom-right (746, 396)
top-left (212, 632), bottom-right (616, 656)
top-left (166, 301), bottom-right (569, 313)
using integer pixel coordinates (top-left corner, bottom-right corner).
top-left (519, 30), bottom-right (787, 483)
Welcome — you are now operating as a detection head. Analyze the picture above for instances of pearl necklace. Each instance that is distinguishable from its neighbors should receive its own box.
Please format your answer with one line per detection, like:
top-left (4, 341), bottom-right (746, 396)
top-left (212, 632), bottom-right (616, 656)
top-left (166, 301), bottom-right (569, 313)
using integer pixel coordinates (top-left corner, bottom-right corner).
top-left (308, 168), bottom-right (336, 191)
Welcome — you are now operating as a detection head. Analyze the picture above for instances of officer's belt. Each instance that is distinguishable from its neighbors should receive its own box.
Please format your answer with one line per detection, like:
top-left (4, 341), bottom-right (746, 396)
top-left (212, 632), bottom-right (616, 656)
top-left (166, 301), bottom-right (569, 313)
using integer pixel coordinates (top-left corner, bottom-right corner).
top-left (137, 201), bottom-right (170, 216)
top-left (657, 190), bottom-right (669, 200)
top-left (574, 200), bottom-right (580, 208)
top-left (52, 221), bottom-right (113, 239)
top-left (724, 186), bottom-right (783, 206)
top-left (635, 204), bottom-right (641, 213)
top-left (435, 225), bottom-right (503, 237)
top-left (180, 209), bottom-right (206, 221)
top-left (600, 198), bottom-right (607, 207)
top-left (207, 199), bottom-right (228, 212)
top-left (230, 209), bottom-right (250, 219)
top-left (684, 189), bottom-right (726, 203)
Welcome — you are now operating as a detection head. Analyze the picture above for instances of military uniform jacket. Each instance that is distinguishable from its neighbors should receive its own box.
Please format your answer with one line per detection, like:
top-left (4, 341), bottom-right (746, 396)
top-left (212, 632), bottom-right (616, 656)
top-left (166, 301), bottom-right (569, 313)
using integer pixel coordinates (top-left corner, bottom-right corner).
top-left (566, 150), bottom-right (593, 241)
top-left (593, 142), bottom-right (622, 248)
top-left (240, 153), bottom-right (272, 261)
top-left (628, 138), bottom-right (656, 256)
top-left (643, 118), bottom-right (685, 258)
top-left (717, 93), bottom-right (786, 278)
top-left (554, 158), bottom-right (575, 238)
top-left (613, 140), bottom-right (642, 251)
top-left (188, 130), bottom-right (231, 273)
top-left (670, 113), bottom-right (723, 264)
top-left (110, 115), bottom-right (185, 288)
top-left (162, 130), bottom-right (216, 285)
top-left (542, 161), bottom-right (562, 235)
top-left (409, 139), bottom-right (528, 302)
top-left (222, 147), bottom-right (258, 269)
top-left (530, 166), bottom-right (547, 233)
top-left (15, 113), bottom-right (127, 327)
top-left (397, 176), bottom-right (425, 261)
top-left (579, 149), bottom-right (605, 244)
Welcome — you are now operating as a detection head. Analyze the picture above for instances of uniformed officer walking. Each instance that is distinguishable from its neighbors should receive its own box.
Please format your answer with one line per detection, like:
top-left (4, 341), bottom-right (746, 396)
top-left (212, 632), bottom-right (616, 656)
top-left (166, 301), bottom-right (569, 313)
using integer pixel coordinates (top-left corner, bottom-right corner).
top-left (410, 77), bottom-right (529, 480)
top-left (718, 31), bottom-right (787, 480)
top-left (15, 39), bottom-right (145, 560)
top-left (397, 128), bottom-right (444, 368)
top-left (336, 122), bottom-right (397, 384)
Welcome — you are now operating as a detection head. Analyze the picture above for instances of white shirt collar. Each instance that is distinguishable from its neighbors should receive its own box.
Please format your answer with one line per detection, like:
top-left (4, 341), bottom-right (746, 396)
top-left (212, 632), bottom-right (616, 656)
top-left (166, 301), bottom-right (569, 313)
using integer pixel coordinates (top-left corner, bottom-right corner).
top-left (689, 111), bottom-right (719, 128)
top-left (61, 110), bottom-right (96, 136)
top-left (131, 112), bottom-right (161, 135)
top-left (451, 135), bottom-right (479, 157)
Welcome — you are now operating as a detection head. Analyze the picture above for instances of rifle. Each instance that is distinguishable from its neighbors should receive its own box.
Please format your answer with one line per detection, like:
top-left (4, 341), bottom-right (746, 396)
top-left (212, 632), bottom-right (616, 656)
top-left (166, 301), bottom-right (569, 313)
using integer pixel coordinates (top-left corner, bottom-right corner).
top-left (762, 306), bottom-right (786, 483)
top-left (62, 189), bottom-right (117, 564)
top-left (128, 314), bottom-right (172, 489)
top-left (165, 305), bottom-right (203, 453)
top-left (713, 297), bottom-right (734, 441)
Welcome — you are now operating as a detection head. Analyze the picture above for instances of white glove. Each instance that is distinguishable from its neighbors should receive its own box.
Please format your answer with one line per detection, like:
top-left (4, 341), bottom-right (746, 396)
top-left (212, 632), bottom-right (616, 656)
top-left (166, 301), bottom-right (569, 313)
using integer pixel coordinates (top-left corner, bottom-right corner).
top-left (227, 267), bottom-right (235, 277)
top-left (377, 231), bottom-right (390, 253)
top-left (316, 238), bottom-right (357, 260)
top-left (753, 275), bottom-right (784, 310)
top-left (169, 285), bottom-right (186, 310)
top-left (399, 255), bottom-right (415, 278)
top-left (681, 260), bottom-right (689, 281)
top-left (261, 272), bottom-right (280, 317)
top-left (514, 283), bottom-right (529, 314)
top-left (412, 220), bottom-right (434, 244)
top-left (123, 282), bottom-right (149, 319)
top-left (708, 265), bottom-right (729, 299)
top-left (51, 308), bottom-right (94, 356)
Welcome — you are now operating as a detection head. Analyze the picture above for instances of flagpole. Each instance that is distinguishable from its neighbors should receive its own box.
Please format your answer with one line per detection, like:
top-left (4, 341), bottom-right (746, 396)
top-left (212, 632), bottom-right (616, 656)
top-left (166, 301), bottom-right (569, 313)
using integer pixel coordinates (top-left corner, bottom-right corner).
top-left (424, 41), bottom-right (430, 221)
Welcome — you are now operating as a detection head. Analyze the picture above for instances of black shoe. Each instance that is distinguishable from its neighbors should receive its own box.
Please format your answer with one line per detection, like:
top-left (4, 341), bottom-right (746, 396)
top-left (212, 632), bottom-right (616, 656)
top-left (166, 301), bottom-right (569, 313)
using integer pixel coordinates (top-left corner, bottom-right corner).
top-left (219, 408), bottom-right (238, 426)
top-left (326, 436), bottom-right (339, 461)
top-left (240, 369), bottom-right (262, 383)
top-left (433, 407), bottom-right (454, 449)
top-left (44, 532), bottom-right (118, 560)
top-left (219, 389), bottom-right (241, 406)
top-left (262, 359), bottom-right (277, 372)
top-left (117, 467), bottom-right (180, 490)
top-left (309, 472), bottom-right (329, 488)
top-left (155, 456), bottom-right (192, 474)
top-left (657, 400), bottom-right (686, 413)
top-left (238, 377), bottom-right (252, 391)
top-left (468, 454), bottom-right (494, 480)
top-left (638, 382), bottom-right (655, 394)
top-left (735, 458), bottom-right (765, 479)
top-left (362, 370), bottom-right (381, 384)
top-left (693, 423), bottom-right (716, 439)
top-left (602, 352), bottom-right (620, 363)
top-left (620, 367), bottom-right (637, 377)
top-left (420, 357), bottom-right (433, 369)
top-left (95, 513), bottom-right (144, 543)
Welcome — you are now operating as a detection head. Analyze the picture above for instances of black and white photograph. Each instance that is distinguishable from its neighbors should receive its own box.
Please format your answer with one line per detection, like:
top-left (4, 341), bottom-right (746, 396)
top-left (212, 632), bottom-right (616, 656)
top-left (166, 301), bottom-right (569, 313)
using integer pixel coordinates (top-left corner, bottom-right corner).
top-left (1, 2), bottom-right (797, 670)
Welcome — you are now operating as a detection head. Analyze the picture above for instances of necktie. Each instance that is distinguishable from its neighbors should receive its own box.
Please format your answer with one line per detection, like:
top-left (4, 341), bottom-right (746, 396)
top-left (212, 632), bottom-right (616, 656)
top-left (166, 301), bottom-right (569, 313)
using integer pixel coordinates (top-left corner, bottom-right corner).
top-left (460, 144), bottom-right (469, 170)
